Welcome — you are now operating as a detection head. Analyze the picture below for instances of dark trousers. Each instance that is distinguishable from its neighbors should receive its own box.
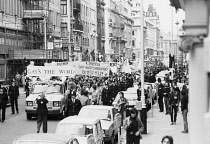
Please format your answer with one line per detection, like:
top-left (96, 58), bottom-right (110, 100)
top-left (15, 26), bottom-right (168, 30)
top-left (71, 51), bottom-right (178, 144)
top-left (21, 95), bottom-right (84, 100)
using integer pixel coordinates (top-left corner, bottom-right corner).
top-left (26, 91), bottom-right (29, 98)
top-left (158, 96), bottom-right (164, 112)
top-left (164, 97), bottom-right (170, 114)
top-left (37, 114), bottom-right (48, 133)
top-left (10, 98), bottom-right (19, 113)
top-left (0, 106), bottom-right (6, 121)
top-left (170, 105), bottom-right (177, 122)
top-left (126, 134), bottom-right (140, 144)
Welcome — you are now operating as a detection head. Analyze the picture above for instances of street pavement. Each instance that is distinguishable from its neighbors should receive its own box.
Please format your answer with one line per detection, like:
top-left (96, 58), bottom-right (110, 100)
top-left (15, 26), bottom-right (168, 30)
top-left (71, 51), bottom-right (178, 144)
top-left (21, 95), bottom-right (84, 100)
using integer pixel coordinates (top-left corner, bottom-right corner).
top-left (0, 88), bottom-right (59, 144)
top-left (121, 102), bottom-right (189, 144)
top-left (0, 87), bottom-right (189, 144)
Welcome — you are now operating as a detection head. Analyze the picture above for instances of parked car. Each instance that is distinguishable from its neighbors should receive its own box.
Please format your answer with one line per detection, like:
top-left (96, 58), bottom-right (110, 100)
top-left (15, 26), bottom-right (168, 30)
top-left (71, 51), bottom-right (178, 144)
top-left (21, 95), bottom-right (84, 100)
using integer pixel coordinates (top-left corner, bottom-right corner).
top-left (25, 81), bottom-right (66, 120)
top-left (13, 133), bottom-right (81, 144)
top-left (113, 83), bottom-right (156, 111)
top-left (56, 116), bottom-right (104, 144)
top-left (78, 105), bottom-right (118, 144)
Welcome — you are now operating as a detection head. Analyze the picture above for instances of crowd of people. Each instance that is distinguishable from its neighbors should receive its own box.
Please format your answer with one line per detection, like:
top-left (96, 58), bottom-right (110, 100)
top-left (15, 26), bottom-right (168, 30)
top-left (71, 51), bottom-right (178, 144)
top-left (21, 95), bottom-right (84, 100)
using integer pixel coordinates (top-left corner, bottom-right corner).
top-left (0, 63), bottom-right (189, 143)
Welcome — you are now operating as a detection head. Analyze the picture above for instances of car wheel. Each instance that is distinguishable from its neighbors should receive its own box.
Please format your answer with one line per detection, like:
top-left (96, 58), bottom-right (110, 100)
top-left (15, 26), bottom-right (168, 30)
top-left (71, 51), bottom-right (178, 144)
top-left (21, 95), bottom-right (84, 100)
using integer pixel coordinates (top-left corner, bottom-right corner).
top-left (59, 109), bottom-right (65, 120)
top-left (26, 113), bottom-right (32, 120)
top-left (110, 133), bottom-right (115, 144)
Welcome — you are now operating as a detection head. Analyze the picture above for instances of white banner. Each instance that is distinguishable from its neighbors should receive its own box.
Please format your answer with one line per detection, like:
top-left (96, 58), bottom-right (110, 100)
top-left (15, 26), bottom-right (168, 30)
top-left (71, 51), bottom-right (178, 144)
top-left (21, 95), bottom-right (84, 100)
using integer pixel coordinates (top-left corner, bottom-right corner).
top-left (76, 62), bottom-right (110, 77)
top-left (27, 66), bottom-right (76, 77)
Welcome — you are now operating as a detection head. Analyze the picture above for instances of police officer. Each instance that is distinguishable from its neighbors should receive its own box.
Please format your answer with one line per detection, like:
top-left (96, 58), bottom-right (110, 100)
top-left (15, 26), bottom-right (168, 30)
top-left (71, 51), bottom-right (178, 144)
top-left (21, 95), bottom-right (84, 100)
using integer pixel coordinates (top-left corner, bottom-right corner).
top-left (0, 82), bottom-right (8, 122)
top-left (124, 108), bottom-right (144, 144)
top-left (67, 90), bottom-right (82, 116)
top-left (8, 81), bottom-right (19, 114)
top-left (101, 82), bottom-right (111, 106)
top-left (36, 92), bottom-right (48, 133)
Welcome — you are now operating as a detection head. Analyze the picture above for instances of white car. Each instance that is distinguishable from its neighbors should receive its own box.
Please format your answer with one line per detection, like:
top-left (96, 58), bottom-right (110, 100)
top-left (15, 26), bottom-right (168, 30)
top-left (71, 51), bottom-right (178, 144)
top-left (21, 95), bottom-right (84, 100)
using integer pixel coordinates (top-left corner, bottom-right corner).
top-left (56, 116), bottom-right (104, 144)
top-left (13, 133), bottom-right (81, 144)
top-left (78, 105), bottom-right (118, 144)
top-left (25, 81), bottom-right (66, 120)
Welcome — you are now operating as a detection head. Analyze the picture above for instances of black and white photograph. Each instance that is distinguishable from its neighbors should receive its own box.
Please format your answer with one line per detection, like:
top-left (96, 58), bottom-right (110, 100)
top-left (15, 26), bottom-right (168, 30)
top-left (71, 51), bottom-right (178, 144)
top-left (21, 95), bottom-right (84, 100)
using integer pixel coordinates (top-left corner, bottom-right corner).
top-left (0, 0), bottom-right (207, 144)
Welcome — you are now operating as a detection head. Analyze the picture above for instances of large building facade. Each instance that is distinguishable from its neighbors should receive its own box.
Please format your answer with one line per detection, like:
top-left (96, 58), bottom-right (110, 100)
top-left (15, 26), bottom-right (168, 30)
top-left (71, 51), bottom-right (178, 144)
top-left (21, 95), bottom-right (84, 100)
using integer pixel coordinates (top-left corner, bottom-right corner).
top-left (104, 0), bottom-right (133, 62)
top-left (0, 0), bottom-right (62, 81)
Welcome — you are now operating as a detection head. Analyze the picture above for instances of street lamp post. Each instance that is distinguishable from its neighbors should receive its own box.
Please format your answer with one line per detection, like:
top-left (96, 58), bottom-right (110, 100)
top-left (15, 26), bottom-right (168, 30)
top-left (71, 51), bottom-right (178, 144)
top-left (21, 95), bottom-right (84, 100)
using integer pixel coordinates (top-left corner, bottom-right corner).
top-left (175, 21), bottom-right (179, 69)
top-left (140, 0), bottom-right (147, 134)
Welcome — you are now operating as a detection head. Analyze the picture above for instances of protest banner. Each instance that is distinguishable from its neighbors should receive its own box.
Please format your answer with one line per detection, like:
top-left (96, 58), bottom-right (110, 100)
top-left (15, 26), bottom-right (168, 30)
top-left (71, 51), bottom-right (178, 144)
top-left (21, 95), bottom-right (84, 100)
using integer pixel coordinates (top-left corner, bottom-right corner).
top-left (27, 65), bottom-right (76, 77)
top-left (76, 62), bottom-right (110, 77)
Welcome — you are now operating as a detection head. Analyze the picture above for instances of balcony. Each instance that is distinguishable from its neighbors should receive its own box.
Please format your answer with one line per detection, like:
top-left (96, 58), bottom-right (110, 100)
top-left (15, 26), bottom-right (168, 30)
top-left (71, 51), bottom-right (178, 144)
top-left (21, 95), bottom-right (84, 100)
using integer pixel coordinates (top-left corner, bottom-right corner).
top-left (73, 21), bottom-right (83, 33)
top-left (23, 10), bottom-right (48, 20)
top-left (73, 1), bottom-right (81, 11)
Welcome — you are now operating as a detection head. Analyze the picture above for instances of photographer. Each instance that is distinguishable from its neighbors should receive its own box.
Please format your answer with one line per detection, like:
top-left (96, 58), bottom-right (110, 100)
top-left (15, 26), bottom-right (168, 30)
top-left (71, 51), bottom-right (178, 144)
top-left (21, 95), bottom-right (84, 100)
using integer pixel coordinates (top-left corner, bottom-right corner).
top-left (36, 92), bottom-right (48, 133)
top-left (124, 108), bottom-right (144, 144)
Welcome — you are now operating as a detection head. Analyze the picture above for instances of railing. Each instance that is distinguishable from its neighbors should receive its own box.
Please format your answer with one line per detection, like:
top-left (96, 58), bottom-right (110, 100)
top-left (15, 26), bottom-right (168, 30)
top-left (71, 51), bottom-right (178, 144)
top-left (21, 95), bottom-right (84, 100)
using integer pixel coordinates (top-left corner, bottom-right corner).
top-left (73, 21), bottom-right (83, 32)
top-left (73, 0), bottom-right (81, 11)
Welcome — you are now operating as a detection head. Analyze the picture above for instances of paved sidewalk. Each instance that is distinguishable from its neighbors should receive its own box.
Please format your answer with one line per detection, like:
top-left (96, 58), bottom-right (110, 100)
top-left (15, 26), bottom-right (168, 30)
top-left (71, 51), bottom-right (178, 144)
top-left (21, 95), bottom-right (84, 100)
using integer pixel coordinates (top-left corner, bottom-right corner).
top-left (121, 104), bottom-right (189, 144)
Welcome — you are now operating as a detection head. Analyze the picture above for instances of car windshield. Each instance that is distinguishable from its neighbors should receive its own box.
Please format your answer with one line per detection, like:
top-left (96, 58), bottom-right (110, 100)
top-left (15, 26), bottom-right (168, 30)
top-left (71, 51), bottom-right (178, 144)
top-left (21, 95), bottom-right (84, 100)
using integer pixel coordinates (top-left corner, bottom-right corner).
top-left (56, 124), bottom-right (93, 136)
top-left (17, 142), bottom-right (61, 144)
top-left (79, 109), bottom-right (111, 121)
top-left (32, 84), bottom-right (62, 94)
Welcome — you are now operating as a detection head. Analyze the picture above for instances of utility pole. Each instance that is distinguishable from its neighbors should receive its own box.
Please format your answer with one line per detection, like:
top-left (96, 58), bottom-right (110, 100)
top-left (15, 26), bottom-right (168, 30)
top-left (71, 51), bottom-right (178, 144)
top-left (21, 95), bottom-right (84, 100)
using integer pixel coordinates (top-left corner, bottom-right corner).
top-left (171, 5), bottom-right (174, 80)
top-left (140, 0), bottom-right (147, 134)
top-left (44, 4), bottom-right (47, 63)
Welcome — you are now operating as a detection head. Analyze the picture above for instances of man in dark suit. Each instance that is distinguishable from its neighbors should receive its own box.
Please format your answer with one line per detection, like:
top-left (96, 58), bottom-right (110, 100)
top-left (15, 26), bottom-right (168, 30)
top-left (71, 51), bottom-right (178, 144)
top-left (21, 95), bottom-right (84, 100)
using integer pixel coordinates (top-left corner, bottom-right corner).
top-left (0, 82), bottom-right (8, 122)
top-left (101, 82), bottom-right (111, 106)
top-left (8, 81), bottom-right (19, 114)
top-left (67, 90), bottom-right (82, 116)
top-left (36, 92), bottom-right (48, 133)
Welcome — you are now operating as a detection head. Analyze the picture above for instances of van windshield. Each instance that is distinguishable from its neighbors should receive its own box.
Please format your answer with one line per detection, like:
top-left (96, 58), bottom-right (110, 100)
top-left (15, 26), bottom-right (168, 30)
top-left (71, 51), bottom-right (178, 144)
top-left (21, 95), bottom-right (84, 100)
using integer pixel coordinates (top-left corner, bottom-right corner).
top-left (32, 84), bottom-right (62, 94)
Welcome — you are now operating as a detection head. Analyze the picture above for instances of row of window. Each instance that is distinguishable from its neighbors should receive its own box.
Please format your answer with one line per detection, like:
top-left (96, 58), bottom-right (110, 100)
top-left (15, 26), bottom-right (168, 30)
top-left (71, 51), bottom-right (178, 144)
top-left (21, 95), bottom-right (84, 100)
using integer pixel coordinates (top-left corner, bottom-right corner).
top-left (0, 0), bottom-right (23, 18)
top-left (0, 37), bottom-right (24, 46)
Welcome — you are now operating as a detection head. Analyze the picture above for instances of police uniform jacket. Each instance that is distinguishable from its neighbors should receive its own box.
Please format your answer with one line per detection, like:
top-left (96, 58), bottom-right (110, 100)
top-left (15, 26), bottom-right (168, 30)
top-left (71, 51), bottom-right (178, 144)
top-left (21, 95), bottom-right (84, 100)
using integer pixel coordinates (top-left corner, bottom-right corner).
top-left (36, 98), bottom-right (48, 115)
top-left (0, 87), bottom-right (8, 107)
top-left (67, 98), bottom-right (82, 116)
top-left (101, 87), bottom-right (111, 102)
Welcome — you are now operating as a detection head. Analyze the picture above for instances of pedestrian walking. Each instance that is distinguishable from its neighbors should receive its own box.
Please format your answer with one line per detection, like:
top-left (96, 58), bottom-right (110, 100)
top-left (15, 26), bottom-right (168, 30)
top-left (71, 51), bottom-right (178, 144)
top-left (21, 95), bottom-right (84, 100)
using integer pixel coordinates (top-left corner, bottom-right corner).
top-left (36, 92), bottom-right (48, 133)
top-left (161, 135), bottom-right (174, 144)
top-left (0, 82), bottom-right (8, 122)
top-left (124, 108), bottom-right (144, 144)
top-left (25, 78), bottom-right (30, 98)
top-left (157, 78), bottom-right (164, 112)
top-left (163, 82), bottom-right (170, 115)
top-left (181, 89), bottom-right (189, 133)
top-left (8, 81), bottom-right (19, 114)
top-left (67, 90), bottom-right (82, 116)
top-left (169, 87), bottom-right (180, 125)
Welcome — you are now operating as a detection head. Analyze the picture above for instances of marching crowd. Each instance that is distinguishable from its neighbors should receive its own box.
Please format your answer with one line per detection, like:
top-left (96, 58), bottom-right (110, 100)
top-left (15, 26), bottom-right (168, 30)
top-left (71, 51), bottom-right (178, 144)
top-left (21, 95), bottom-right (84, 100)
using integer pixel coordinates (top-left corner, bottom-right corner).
top-left (0, 64), bottom-right (189, 144)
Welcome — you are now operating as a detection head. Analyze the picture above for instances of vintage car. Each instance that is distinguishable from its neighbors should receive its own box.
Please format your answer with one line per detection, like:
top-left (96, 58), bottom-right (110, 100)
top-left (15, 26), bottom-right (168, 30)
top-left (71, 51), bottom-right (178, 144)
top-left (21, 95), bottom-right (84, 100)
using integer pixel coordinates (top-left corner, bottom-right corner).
top-left (25, 81), bottom-right (66, 120)
top-left (113, 83), bottom-right (156, 110)
top-left (78, 105), bottom-right (117, 144)
top-left (55, 116), bottom-right (104, 144)
top-left (13, 133), bottom-right (81, 144)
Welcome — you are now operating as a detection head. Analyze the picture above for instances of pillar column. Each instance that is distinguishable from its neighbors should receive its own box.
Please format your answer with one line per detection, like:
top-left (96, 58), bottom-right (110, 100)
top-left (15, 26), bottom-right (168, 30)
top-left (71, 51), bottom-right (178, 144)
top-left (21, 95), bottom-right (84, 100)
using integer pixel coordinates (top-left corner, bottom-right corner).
top-left (189, 43), bottom-right (207, 144)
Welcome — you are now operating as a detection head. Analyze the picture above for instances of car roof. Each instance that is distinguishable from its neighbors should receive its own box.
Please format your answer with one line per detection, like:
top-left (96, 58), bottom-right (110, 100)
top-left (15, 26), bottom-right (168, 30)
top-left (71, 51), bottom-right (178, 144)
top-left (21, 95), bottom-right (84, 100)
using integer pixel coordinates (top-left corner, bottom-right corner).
top-left (16, 133), bottom-right (73, 143)
top-left (81, 105), bottom-right (114, 110)
top-left (59, 116), bottom-right (100, 125)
